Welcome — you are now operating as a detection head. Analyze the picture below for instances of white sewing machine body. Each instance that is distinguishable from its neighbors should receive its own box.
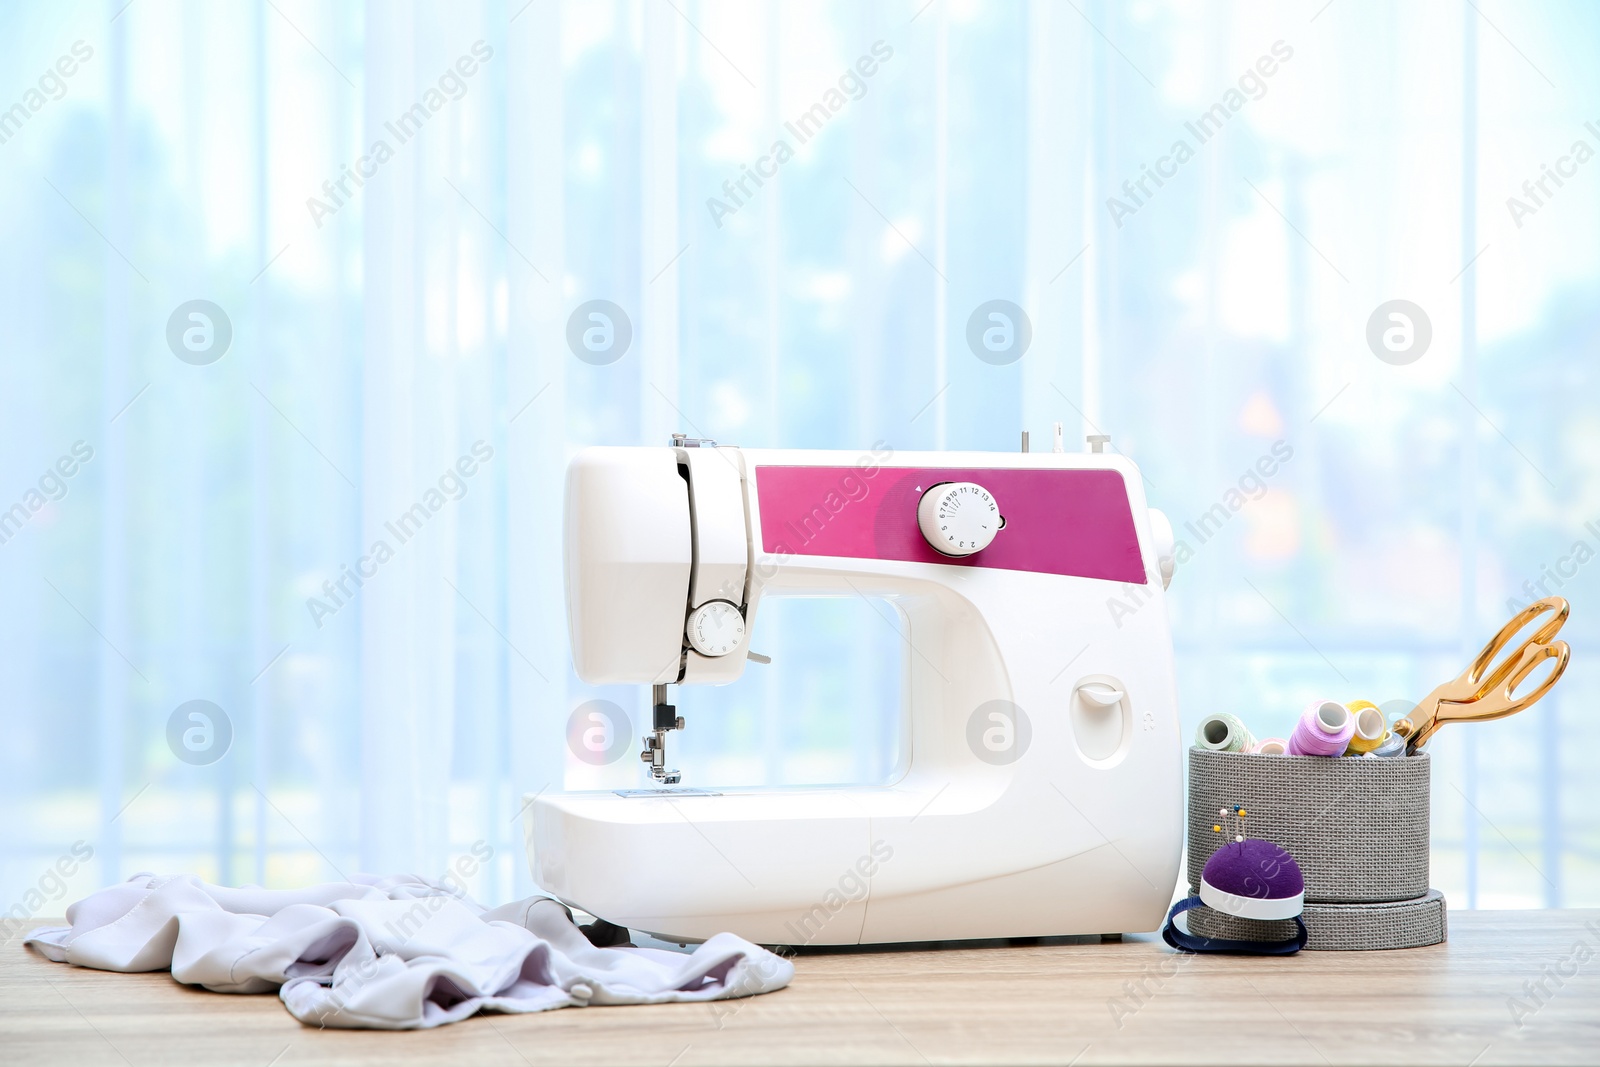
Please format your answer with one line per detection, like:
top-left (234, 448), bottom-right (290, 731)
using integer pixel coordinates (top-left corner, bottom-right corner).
top-left (525, 441), bottom-right (1182, 946)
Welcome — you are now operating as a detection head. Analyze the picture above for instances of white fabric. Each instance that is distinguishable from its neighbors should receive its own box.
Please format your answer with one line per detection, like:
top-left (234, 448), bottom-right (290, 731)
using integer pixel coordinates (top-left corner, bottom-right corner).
top-left (24, 874), bottom-right (792, 1029)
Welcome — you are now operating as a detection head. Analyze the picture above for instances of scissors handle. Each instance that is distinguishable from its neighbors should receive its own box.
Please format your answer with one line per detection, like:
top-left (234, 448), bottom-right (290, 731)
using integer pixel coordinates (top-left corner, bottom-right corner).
top-left (1468, 596), bottom-right (1569, 696)
top-left (1402, 597), bottom-right (1571, 751)
top-left (1455, 638), bottom-right (1569, 722)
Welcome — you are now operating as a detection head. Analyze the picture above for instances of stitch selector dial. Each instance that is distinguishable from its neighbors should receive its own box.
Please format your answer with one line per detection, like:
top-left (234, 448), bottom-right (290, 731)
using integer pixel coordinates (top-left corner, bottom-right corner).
top-left (917, 481), bottom-right (1002, 557)
top-left (685, 600), bottom-right (745, 656)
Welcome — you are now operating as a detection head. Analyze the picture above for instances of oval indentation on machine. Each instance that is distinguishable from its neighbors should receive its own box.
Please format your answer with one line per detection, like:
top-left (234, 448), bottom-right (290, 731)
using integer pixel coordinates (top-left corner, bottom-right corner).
top-left (1070, 674), bottom-right (1132, 766)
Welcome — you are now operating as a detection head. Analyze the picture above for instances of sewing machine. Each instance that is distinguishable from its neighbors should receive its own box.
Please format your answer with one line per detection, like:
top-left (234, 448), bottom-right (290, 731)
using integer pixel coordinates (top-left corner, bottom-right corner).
top-left (524, 432), bottom-right (1183, 945)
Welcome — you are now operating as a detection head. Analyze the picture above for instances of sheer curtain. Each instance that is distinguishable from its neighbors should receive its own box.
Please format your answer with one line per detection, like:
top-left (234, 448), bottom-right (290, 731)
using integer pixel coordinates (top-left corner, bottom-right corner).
top-left (0, 0), bottom-right (1595, 917)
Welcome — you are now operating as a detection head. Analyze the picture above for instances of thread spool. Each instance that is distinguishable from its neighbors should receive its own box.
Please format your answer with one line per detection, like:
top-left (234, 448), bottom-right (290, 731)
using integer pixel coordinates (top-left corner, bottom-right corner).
top-left (1195, 713), bottom-right (1254, 753)
top-left (1343, 701), bottom-right (1390, 755)
top-left (1369, 731), bottom-right (1409, 758)
top-left (1252, 737), bottom-right (1288, 755)
top-left (1286, 700), bottom-right (1354, 757)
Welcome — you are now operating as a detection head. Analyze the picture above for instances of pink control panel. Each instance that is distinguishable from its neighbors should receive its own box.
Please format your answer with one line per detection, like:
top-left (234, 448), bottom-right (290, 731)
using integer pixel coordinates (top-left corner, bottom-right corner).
top-left (754, 465), bottom-right (1148, 584)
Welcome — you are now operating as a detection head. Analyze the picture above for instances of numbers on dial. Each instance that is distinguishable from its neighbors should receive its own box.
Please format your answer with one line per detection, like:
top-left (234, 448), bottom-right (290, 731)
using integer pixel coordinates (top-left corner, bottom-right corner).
top-left (917, 482), bottom-right (1002, 557)
top-left (685, 600), bottom-right (745, 657)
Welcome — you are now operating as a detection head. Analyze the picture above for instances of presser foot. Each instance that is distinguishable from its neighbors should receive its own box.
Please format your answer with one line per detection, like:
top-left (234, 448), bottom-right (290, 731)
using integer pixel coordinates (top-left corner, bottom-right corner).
top-left (640, 729), bottom-right (681, 784)
top-left (641, 688), bottom-right (686, 785)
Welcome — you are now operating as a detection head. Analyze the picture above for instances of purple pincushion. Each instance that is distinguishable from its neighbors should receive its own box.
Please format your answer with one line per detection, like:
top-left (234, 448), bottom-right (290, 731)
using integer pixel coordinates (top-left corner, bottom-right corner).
top-left (1199, 838), bottom-right (1305, 921)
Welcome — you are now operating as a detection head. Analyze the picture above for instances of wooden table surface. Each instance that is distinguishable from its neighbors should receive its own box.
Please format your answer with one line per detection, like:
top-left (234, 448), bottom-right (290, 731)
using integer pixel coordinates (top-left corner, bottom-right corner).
top-left (3, 910), bottom-right (1598, 1065)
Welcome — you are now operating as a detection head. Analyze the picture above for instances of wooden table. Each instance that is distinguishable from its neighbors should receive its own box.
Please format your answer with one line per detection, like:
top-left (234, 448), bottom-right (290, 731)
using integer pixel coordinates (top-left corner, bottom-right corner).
top-left (3, 910), bottom-right (1597, 1065)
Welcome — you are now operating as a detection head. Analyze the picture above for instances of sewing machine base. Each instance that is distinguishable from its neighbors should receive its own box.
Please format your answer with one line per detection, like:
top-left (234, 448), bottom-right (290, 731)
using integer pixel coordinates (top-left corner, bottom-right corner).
top-left (525, 785), bottom-right (1180, 946)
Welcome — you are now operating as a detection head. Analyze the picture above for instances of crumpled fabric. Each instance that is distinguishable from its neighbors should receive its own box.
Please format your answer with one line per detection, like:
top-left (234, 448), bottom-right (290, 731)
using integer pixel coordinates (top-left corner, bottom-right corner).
top-left (24, 873), bottom-right (792, 1029)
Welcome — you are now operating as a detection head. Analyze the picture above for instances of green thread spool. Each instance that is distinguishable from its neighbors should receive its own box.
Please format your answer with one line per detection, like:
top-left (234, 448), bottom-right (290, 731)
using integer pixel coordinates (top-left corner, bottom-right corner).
top-left (1196, 713), bottom-right (1254, 753)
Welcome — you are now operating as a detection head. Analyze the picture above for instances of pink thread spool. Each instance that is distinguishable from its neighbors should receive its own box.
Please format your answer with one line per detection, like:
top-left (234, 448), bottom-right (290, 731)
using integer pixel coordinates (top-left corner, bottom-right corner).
top-left (1286, 699), bottom-right (1354, 757)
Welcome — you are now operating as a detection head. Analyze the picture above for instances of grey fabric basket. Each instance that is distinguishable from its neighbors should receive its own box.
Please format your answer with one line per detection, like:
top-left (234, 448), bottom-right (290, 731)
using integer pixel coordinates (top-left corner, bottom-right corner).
top-left (1185, 888), bottom-right (1447, 951)
top-left (1187, 747), bottom-right (1430, 904)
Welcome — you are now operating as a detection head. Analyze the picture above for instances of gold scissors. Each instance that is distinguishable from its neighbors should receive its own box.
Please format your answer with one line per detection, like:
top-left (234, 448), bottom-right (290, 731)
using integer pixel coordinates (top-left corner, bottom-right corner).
top-left (1393, 596), bottom-right (1571, 753)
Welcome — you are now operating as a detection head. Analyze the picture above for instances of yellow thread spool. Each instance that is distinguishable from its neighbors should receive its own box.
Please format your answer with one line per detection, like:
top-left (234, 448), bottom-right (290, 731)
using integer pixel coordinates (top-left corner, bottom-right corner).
top-left (1344, 700), bottom-right (1390, 754)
